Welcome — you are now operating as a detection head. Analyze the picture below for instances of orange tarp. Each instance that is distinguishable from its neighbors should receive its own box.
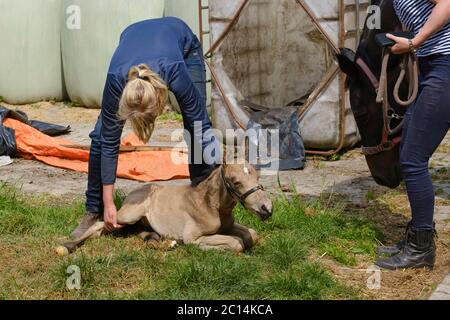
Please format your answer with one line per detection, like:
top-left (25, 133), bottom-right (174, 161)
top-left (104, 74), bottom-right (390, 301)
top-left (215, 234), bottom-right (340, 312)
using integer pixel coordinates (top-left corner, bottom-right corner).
top-left (4, 118), bottom-right (189, 182)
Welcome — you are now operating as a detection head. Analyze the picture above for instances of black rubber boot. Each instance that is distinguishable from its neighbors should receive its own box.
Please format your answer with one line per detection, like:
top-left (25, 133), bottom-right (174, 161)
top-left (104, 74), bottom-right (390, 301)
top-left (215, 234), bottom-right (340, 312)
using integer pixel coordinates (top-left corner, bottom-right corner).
top-left (376, 221), bottom-right (411, 257)
top-left (376, 222), bottom-right (436, 257)
top-left (376, 228), bottom-right (436, 270)
top-left (376, 240), bottom-right (406, 257)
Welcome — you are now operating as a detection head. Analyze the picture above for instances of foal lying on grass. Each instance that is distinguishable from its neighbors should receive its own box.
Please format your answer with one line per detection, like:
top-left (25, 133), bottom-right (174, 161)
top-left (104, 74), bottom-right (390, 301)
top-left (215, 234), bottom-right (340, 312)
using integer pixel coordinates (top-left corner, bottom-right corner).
top-left (58, 162), bottom-right (273, 255)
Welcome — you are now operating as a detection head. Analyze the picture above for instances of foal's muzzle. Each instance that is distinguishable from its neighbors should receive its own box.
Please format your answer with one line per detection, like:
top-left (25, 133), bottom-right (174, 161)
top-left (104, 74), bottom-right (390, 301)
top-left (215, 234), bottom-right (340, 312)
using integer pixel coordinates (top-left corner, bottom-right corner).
top-left (257, 204), bottom-right (273, 221)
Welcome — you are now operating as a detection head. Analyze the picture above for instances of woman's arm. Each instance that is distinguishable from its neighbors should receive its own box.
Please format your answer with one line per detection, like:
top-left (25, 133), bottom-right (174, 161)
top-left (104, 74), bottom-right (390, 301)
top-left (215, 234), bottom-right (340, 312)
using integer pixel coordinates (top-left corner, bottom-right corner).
top-left (165, 62), bottom-right (209, 125)
top-left (414, 0), bottom-right (450, 47)
top-left (103, 184), bottom-right (122, 231)
top-left (100, 74), bottom-right (125, 231)
top-left (388, 0), bottom-right (450, 54)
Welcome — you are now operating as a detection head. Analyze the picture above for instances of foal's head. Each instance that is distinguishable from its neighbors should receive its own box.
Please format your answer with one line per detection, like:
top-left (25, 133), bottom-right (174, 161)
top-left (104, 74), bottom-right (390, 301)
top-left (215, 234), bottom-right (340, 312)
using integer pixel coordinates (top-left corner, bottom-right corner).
top-left (222, 162), bottom-right (273, 221)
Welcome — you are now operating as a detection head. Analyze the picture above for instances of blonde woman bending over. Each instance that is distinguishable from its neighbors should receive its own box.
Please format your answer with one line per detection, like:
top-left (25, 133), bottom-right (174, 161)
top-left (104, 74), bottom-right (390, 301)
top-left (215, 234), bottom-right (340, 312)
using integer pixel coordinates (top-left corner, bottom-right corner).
top-left (71, 17), bottom-right (220, 236)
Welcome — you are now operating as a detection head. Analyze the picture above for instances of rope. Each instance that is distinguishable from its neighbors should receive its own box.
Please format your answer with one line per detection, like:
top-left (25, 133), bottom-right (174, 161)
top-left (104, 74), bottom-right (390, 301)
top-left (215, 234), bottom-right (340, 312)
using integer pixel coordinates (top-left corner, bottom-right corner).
top-left (376, 50), bottom-right (419, 135)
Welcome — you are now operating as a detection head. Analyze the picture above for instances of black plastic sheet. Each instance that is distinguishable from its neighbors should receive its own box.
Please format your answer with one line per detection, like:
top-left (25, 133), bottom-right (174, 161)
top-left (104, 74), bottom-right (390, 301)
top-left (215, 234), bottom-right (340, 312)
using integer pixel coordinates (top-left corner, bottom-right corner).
top-left (0, 124), bottom-right (16, 157)
top-left (242, 101), bottom-right (306, 171)
top-left (0, 106), bottom-right (71, 157)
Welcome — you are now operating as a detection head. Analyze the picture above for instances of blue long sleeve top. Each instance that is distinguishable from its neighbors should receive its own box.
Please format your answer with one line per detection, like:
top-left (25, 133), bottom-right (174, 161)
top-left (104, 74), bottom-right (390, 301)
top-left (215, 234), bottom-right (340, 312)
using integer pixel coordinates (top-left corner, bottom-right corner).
top-left (99, 17), bottom-right (202, 184)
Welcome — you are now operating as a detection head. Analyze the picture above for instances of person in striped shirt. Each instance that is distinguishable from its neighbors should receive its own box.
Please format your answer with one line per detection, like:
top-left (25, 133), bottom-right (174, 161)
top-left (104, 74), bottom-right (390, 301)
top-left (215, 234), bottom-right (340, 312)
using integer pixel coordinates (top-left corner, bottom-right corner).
top-left (376, 0), bottom-right (450, 270)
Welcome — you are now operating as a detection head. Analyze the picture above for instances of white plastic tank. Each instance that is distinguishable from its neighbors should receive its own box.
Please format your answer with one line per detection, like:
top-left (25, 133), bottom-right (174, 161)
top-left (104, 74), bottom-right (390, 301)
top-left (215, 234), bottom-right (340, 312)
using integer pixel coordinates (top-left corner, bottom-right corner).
top-left (209, 0), bottom-right (362, 150)
top-left (61, 0), bottom-right (165, 108)
top-left (0, 0), bottom-right (64, 104)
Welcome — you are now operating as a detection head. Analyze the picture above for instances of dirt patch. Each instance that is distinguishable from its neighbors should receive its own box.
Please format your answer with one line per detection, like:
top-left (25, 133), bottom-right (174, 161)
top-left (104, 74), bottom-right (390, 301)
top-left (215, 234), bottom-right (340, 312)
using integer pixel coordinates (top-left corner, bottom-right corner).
top-left (317, 237), bottom-right (450, 300)
top-left (317, 198), bottom-right (450, 300)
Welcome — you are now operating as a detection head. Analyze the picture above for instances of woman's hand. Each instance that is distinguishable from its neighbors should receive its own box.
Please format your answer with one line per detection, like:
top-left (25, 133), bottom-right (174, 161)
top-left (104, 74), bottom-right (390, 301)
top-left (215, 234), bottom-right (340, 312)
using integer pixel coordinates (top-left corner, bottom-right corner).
top-left (103, 184), bottom-right (123, 232)
top-left (386, 34), bottom-right (415, 55)
top-left (104, 203), bottom-right (123, 232)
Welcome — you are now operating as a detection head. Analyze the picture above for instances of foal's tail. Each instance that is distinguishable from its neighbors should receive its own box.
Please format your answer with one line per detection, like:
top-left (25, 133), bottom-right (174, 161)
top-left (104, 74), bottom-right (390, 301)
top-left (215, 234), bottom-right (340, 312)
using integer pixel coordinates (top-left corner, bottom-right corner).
top-left (56, 222), bottom-right (106, 256)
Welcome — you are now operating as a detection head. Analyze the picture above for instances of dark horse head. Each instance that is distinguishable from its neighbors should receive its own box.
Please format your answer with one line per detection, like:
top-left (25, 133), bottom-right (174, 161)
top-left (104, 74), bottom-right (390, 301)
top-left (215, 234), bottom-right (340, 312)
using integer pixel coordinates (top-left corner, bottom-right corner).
top-left (336, 0), bottom-right (408, 188)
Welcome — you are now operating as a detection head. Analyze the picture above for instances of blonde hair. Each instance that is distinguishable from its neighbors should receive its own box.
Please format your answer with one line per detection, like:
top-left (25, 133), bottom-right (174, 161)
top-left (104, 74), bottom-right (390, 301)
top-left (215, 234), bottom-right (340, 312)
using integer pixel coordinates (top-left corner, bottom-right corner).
top-left (118, 64), bottom-right (169, 143)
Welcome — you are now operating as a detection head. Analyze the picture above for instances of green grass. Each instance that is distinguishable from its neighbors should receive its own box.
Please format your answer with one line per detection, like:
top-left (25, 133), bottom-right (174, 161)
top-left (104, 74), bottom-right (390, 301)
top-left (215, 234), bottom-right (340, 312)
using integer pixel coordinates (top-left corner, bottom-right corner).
top-left (327, 153), bottom-right (342, 162)
top-left (0, 183), bottom-right (379, 300)
top-left (157, 111), bottom-right (183, 122)
top-left (63, 100), bottom-right (83, 108)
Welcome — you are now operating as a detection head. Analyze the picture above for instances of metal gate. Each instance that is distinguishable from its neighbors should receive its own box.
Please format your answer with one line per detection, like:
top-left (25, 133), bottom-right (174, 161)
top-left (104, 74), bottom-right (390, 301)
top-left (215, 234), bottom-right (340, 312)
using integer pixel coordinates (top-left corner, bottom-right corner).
top-left (200, 0), bottom-right (370, 154)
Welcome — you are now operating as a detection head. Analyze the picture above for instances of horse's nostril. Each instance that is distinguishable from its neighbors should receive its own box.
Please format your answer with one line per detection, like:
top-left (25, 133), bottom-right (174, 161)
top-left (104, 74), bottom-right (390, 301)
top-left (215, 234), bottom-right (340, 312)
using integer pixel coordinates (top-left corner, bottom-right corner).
top-left (262, 205), bottom-right (272, 216)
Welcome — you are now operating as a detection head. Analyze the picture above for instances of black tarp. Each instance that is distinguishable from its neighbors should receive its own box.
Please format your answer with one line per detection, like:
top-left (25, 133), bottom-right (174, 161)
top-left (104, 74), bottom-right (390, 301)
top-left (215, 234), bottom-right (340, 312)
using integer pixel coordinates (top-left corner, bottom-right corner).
top-left (0, 106), bottom-right (71, 157)
top-left (241, 101), bottom-right (306, 171)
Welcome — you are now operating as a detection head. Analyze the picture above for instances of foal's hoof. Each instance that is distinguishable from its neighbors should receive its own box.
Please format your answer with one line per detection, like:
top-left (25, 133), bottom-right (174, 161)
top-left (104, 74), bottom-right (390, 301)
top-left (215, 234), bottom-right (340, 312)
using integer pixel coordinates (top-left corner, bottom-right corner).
top-left (160, 240), bottom-right (178, 251)
top-left (55, 246), bottom-right (69, 257)
top-left (145, 240), bottom-right (160, 249)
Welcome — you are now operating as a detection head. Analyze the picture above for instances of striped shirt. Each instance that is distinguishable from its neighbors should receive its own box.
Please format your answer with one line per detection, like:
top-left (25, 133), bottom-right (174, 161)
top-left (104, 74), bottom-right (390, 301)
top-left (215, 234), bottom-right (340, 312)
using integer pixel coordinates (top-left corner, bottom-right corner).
top-left (394, 0), bottom-right (450, 56)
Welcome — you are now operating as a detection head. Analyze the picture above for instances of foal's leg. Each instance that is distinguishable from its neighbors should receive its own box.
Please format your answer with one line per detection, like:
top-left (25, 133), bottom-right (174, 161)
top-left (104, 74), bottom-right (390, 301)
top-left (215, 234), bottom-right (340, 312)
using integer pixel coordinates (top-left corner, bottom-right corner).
top-left (224, 223), bottom-right (259, 250)
top-left (191, 234), bottom-right (245, 252)
top-left (116, 186), bottom-right (152, 225)
top-left (136, 221), bottom-right (161, 244)
top-left (62, 221), bottom-right (106, 254)
top-left (60, 186), bottom-right (153, 255)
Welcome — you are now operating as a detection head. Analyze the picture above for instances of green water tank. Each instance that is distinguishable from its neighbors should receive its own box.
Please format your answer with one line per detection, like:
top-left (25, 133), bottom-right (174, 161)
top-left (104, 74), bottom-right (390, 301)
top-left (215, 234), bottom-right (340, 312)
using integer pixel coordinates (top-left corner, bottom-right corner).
top-left (61, 0), bottom-right (165, 108)
top-left (0, 0), bottom-right (63, 104)
top-left (164, 0), bottom-right (201, 38)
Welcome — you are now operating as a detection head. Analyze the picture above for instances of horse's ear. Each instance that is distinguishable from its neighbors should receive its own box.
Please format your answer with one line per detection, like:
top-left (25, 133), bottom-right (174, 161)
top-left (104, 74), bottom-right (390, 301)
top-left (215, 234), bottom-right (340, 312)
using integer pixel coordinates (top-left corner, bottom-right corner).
top-left (335, 48), bottom-right (359, 79)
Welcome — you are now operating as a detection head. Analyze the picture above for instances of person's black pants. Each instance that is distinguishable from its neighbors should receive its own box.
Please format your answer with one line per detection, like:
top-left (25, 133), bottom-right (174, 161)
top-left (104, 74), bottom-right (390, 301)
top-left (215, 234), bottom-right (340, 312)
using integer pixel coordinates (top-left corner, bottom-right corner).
top-left (400, 54), bottom-right (450, 230)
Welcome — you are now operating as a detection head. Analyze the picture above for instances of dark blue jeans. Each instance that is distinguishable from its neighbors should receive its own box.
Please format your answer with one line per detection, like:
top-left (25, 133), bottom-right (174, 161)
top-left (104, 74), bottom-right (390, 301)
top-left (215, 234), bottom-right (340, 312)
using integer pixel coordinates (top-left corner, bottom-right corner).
top-left (85, 39), bottom-right (216, 214)
top-left (400, 54), bottom-right (450, 230)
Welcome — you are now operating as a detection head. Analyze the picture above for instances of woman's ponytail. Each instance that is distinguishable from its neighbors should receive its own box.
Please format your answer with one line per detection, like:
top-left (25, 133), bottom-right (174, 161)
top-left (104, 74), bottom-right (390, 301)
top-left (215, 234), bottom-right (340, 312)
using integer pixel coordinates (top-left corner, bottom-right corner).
top-left (118, 64), bottom-right (169, 143)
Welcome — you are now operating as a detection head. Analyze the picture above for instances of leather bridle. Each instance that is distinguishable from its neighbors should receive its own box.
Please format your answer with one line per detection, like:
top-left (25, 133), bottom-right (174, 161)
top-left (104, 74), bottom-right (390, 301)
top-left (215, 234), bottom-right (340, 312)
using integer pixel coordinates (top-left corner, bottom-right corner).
top-left (355, 49), bottom-right (418, 156)
top-left (221, 166), bottom-right (263, 205)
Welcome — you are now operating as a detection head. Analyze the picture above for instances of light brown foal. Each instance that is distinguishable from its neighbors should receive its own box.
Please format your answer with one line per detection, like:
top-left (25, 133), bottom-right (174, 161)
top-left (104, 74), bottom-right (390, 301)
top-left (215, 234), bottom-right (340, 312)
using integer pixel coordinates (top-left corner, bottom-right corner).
top-left (58, 162), bottom-right (273, 255)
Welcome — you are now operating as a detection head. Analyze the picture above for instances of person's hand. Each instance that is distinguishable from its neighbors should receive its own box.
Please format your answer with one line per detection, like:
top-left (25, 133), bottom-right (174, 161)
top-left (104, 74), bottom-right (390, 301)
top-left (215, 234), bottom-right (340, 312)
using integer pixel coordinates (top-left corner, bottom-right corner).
top-left (386, 34), bottom-right (414, 55)
top-left (104, 203), bottom-right (123, 232)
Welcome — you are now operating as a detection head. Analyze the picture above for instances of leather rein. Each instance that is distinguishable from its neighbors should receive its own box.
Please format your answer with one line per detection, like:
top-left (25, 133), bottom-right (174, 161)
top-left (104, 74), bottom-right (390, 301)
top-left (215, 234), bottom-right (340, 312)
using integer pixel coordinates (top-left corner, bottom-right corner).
top-left (221, 166), bottom-right (264, 205)
top-left (355, 49), bottom-right (419, 156)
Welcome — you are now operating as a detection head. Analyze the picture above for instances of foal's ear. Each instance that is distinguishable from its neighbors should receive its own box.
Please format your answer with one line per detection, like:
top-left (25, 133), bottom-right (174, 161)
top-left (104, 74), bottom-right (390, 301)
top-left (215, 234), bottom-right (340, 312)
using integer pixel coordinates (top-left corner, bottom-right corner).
top-left (335, 48), bottom-right (359, 79)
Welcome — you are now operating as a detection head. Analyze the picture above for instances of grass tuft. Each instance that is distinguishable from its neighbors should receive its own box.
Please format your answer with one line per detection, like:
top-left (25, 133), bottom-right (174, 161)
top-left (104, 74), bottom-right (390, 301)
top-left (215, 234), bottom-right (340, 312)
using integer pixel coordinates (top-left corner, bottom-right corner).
top-left (157, 112), bottom-right (183, 123)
